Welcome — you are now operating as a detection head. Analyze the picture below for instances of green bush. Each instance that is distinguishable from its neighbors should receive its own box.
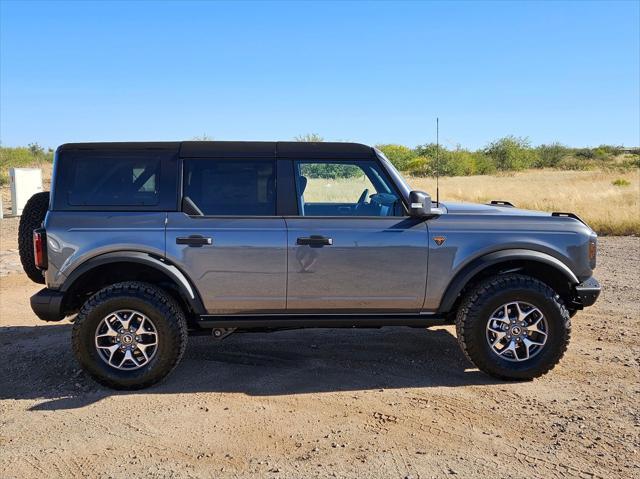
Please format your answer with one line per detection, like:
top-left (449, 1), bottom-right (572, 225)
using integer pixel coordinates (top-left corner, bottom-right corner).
top-left (574, 148), bottom-right (595, 160)
top-left (612, 178), bottom-right (631, 186)
top-left (473, 153), bottom-right (498, 175)
top-left (556, 157), bottom-right (596, 171)
top-left (594, 144), bottom-right (623, 159)
top-left (375, 144), bottom-right (416, 171)
top-left (300, 162), bottom-right (362, 179)
top-left (288, 133), bottom-right (639, 178)
top-left (483, 136), bottom-right (538, 171)
top-left (535, 142), bottom-right (570, 167)
top-left (406, 156), bottom-right (431, 176)
top-left (408, 144), bottom-right (496, 177)
top-left (0, 144), bottom-right (54, 185)
top-left (620, 156), bottom-right (640, 169)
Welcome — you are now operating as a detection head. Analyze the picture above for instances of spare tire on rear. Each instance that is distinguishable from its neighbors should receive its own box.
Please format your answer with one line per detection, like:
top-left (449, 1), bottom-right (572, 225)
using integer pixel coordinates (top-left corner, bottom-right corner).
top-left (18, 191), bottom-right (50, 284)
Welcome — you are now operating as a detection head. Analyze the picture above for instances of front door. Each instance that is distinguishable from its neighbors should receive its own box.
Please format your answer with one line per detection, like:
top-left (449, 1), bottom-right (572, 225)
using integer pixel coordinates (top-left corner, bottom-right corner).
top-left (286, 160), bottom-right (429, 312)
top-left (165, 158), bottom-right (287, 314)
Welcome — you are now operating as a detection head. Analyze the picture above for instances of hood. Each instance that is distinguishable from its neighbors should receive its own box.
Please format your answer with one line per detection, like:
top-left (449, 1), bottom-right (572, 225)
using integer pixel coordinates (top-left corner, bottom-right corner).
top-left (439, 201), bottom-right (550, 217)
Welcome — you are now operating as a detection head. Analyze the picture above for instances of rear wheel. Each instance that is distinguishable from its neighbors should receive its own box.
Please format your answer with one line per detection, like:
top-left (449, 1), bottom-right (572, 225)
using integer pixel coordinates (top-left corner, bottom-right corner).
top-left (455, 274), bottom-right (571, 380)
top-left (72, 282), bottom-right (187, 390)
top-left (18, 191), bottom-right (50, 284)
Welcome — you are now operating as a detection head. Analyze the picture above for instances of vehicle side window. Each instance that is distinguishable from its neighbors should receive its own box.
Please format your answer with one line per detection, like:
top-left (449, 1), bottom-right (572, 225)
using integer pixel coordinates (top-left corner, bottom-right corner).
top-left (294, 160), bottom-right (404, 217)
top-left (183, 159), bottom-right (276, 216)
top-left (67, 157), bottom-right (160, 206)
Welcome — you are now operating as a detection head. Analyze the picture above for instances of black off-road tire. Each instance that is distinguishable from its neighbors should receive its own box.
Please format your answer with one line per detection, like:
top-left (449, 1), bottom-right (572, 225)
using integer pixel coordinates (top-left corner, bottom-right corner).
top-left (18, 191), bottom-right (50, 284)
top-left (455, 274), bottom-right (571, 380)
top-left (72, 282), bottom-right (188, 390)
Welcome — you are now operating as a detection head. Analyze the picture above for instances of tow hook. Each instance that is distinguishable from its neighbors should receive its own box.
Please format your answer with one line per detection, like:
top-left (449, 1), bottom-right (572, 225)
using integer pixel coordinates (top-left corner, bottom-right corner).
top-left (211, 328), bottom-right (236, 340)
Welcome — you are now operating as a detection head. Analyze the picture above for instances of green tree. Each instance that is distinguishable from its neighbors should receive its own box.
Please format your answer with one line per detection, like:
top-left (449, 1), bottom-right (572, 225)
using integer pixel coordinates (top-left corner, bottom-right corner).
top-left (295, 133), bottom-right (324, 142)
top-left (28, 142), bottom-right (45, 158)
top-left (536, 142), bottom-right (569, 167)
top-left (375, 144), bottom-right (416, 171)
top-left (191, 134), bottom-right (213, 140)
top-left (483, 136), bottom-right (537, 171)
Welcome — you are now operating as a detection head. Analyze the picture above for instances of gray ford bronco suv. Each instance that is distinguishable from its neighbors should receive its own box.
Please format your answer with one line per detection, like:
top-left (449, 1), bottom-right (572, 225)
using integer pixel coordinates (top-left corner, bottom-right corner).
top-left (19, 141), bottom-right (601, 389)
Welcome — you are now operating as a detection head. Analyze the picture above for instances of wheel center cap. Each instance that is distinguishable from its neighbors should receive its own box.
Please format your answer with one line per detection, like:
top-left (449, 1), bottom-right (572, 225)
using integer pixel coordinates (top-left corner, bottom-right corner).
top-left (511, 326), bottom-right (522, 336)
top-left (121, 333), bottom-right (134, 344)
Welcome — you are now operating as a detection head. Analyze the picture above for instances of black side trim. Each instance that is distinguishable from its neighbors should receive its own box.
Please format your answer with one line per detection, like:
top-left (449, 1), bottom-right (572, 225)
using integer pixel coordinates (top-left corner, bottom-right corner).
top-left (30, 288), bottom-right (65, 322)
top-left (182, 196), bottom-right (204, 216)
top-left (276, 141), bottom-right (375, 159)
top-left (276, 158), bottom-right (298, 215)
top-left (438, 249), bottom-right (580, 313)
top-left (196, 314), bottom-right (446, 329)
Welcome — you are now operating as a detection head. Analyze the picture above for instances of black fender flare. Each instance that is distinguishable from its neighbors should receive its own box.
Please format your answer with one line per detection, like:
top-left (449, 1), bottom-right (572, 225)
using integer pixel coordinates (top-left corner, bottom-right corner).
top-left (437, 249), bottom-right (579, 313)
top-left (61, 251), bottom-right (206, 315)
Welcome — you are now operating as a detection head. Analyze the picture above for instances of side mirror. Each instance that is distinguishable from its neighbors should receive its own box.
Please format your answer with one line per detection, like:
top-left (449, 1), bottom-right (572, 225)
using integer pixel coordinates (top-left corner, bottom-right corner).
top-left (409, 190), bottom-right (432, 217)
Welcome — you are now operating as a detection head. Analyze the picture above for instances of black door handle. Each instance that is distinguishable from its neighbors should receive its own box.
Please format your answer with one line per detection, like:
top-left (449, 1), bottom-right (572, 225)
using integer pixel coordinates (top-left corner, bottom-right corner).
top-left (176, 235), bottom-right (213, 246)
top-left (296, 235), bottom-right (333, 247)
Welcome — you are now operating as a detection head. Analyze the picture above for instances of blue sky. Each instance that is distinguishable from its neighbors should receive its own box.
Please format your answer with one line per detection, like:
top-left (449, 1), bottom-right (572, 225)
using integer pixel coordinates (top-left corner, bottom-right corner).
top-left (1, 0), bottom-right (638, 149)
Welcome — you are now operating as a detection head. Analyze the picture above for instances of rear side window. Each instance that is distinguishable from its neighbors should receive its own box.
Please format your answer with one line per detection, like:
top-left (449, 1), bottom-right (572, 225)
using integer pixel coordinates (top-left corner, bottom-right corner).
top-left (67, 157), bottom-right (160, 206)
top-left (183, 159), bottom-right (276, 216)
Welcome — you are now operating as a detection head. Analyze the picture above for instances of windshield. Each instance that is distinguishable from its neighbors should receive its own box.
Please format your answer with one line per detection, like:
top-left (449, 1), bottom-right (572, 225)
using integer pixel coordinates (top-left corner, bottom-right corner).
top-left (373, 148), bottom-right (413, 199)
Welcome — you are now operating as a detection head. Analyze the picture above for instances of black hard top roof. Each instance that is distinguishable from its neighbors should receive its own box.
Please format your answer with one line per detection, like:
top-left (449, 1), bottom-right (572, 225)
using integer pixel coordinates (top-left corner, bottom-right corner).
top-left (57, 141), bottom-right (375, 159)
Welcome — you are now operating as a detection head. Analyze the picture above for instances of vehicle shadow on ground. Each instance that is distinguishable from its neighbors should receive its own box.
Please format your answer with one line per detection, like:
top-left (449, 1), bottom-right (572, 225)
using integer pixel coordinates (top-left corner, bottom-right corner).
top-left (0, 323), bottom-right (505, 411)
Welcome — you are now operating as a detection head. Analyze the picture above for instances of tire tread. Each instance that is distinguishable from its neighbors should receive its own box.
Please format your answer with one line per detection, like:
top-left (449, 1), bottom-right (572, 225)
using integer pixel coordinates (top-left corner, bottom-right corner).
top-left (18, 191), bottom-right (50, 284)
top-left (72, 281), bottom-right (187, 390)
top-left (455, 274), bottom-right (571, 380)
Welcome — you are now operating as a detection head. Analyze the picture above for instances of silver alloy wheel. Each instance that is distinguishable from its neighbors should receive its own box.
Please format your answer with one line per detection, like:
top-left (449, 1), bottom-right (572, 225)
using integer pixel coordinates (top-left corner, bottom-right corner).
top-left (94, 310), bottom-right (158, 370)
top-left (485, 301), bottom-right (548, 362)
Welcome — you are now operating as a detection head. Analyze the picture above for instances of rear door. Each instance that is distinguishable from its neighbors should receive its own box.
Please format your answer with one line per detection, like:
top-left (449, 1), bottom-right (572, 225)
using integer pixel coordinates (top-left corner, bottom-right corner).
top-left (165, 157), bottom-right (287, 314)
top-left (285, 159), bottom-right (429, 312)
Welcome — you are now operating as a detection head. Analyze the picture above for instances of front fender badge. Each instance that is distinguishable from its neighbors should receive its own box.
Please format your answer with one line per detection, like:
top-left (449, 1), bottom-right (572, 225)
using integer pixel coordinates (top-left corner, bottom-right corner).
top-left (433, 236), bottom-right (446, 246)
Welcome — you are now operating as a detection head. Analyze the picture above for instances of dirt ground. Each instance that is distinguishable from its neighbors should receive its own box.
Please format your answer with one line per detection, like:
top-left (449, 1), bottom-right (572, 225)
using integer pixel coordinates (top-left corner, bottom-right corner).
top-left (0, 222), bottom-right (638, 478)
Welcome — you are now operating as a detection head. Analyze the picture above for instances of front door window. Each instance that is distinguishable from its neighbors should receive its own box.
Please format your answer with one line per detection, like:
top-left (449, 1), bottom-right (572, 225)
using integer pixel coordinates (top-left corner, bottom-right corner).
top-left (294, 160), bottom-right (405, 216)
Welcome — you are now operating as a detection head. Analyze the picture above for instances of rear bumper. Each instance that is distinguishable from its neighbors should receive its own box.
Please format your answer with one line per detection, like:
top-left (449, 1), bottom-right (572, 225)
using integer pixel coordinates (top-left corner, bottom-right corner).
top-left (30, 288), bottom-right (65, 322)
top-left (573, 276), bottom-right (601, 308)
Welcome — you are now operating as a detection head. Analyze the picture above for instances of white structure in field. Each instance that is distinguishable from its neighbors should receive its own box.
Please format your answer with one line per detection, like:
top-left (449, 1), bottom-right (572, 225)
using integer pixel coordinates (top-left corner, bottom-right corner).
top-left (9, 168), bottom-right (43, 216)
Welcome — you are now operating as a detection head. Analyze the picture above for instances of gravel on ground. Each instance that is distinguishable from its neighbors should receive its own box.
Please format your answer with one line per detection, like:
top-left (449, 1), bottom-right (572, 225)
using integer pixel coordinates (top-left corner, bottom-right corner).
top-left (0, 233), bottom-right (638, 478)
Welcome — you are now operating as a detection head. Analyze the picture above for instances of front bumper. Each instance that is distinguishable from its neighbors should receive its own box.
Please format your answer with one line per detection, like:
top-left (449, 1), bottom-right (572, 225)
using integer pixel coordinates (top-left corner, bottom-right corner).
top-left (573, 276), bottom-right (601, 308)
top-left (31, 288), bottom-right (65, 322)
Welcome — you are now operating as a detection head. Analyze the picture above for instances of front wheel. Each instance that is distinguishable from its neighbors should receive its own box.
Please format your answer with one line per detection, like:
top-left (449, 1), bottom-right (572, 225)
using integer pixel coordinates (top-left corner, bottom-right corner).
top-left (455, 274), bottom-right (571, 380)
top-left (72, 282), bottom-right (187, 390)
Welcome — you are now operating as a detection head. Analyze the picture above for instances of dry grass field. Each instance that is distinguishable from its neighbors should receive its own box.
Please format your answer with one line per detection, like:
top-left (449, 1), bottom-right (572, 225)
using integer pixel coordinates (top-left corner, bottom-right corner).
top-left (307, 169), bottom-right (640, 235)
top-left (407, 170), bottom-right (639, 235)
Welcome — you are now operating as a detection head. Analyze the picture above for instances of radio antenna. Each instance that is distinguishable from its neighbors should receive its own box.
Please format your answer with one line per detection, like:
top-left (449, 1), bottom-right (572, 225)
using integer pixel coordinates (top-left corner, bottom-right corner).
top-left (436, 117), bottom-right (440, 207)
